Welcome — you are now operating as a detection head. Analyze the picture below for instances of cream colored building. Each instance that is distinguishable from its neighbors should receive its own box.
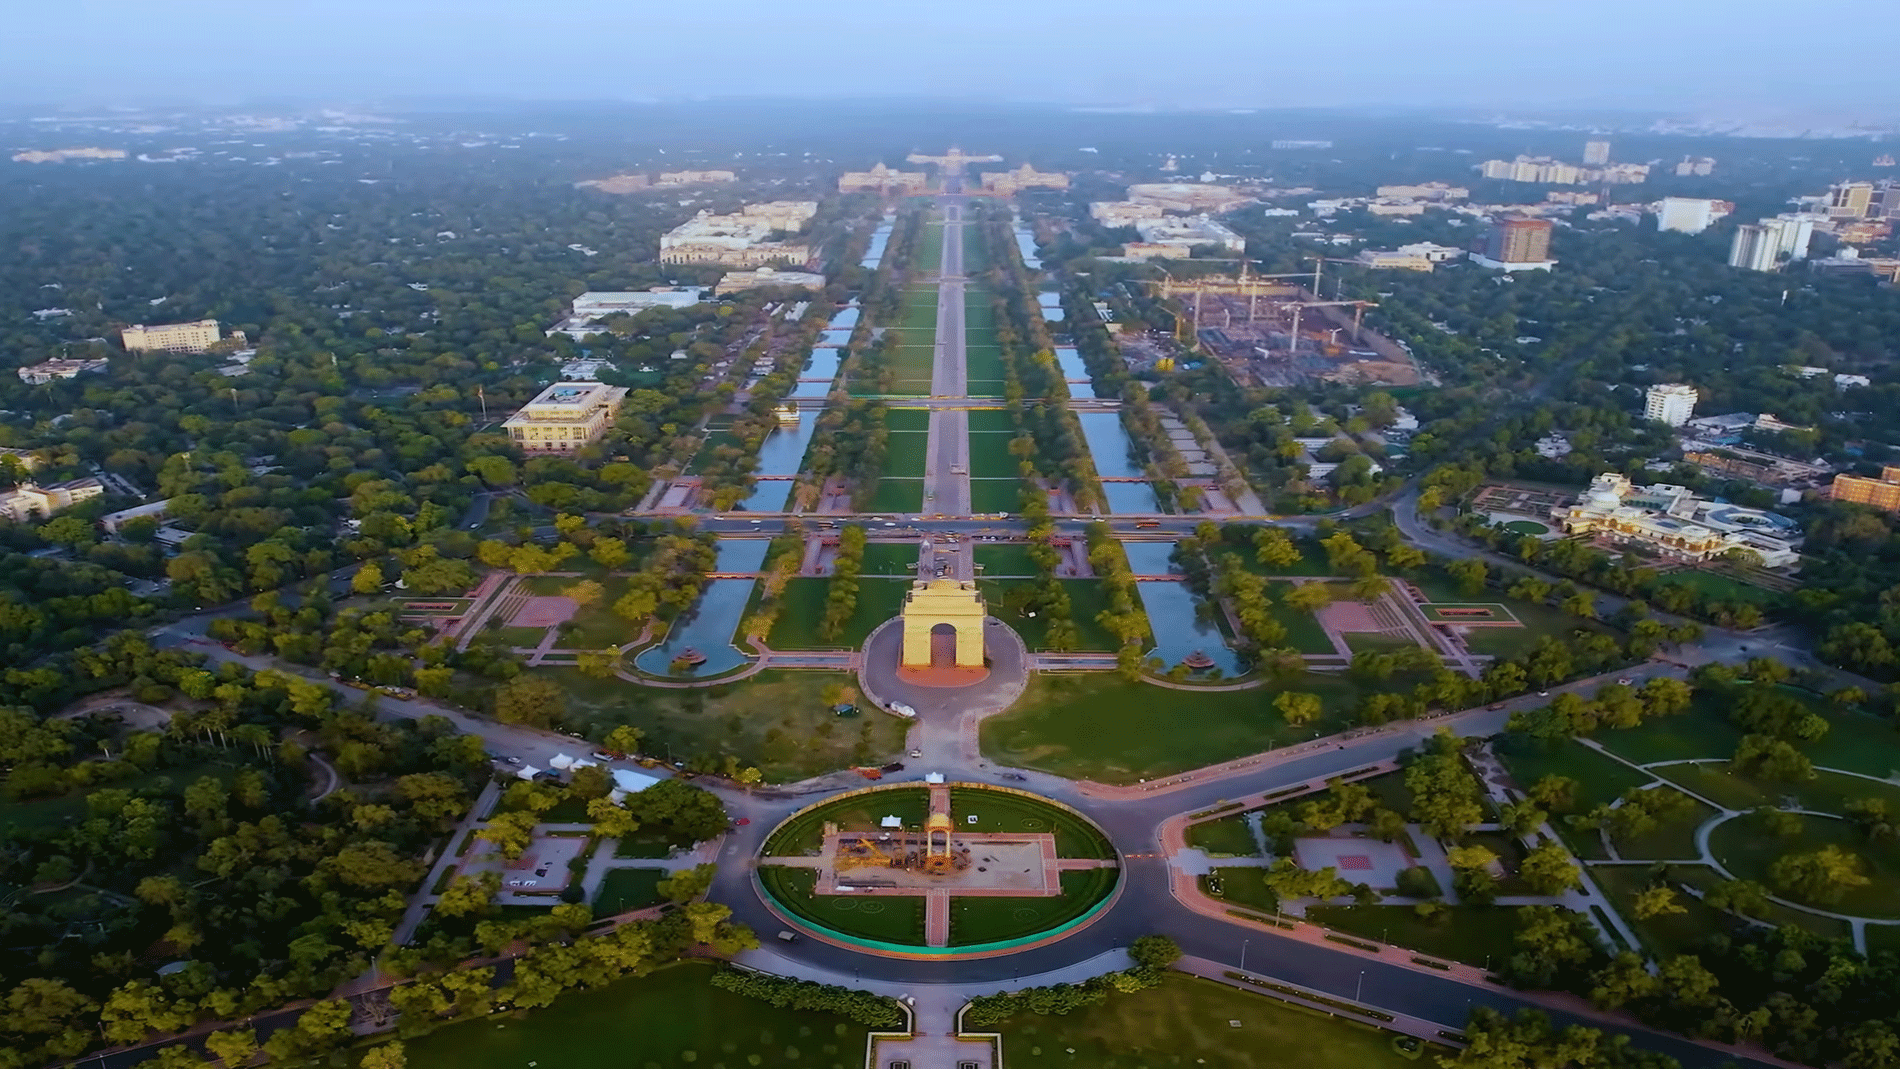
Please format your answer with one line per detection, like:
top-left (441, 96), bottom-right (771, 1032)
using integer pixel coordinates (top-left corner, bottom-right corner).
top-left (715, 268), bottom-right (828, 295)
top-left (659, 202), bottom-right (818, 268)
top-left (1366, 200), bottom-right (1427, 216)
top-left (1831, 466), bottom-right (1900, 512)
top-left (1357, 243), bottom-right (1462, 271)
top-left (1554, 472), bottom-right (1800, 568)
top-left (17, 357), bottom-right (110, 384)
top-left (979, 164), bottom-right (1070, 195)
top-left (838, 163), bottom-right (928, 194)
top-left (122, 319), bottom-right (222, 353)
top-left (655, 170), bottom-right (736, 186)
top-left (1091, 201), bottom-right (1165, 228)
top-left (0, 478), bottom-right (104, 521)
top-left (504, 382), bottom-right (630, 453)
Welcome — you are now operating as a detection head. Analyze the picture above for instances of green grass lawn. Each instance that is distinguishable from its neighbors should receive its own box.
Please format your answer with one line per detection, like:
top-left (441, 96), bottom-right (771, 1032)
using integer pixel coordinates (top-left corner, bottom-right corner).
top-left (999, 973), bottom-right (1434, 1069)
top-left (552, 668), bottom-right (908, 783)
top-left (963, 285), bottom-right (1010, 386)
top-left (970, 478), bottom-right (1023, 513)
top-left (858, 541), bottom-right (921, 575)
top-left (1612, 794), bottom-right (1718, 861)
top-left (979, 579), bottom-right (1122, 652)
top-left (870, 286), bottom-right (939, 397)
top-left (973, 543), bottom-right (1040, 576)
top-left (949, 787), bottom-right (1116, 858)
top-left (403, 960), bottom-right (870, 1069)
top-left (1593, 702), bottom-right (1749, 766)
top-left (762, 787), bottom-right (932, 856)
top-left (1803, 705), bottom-right (1900, 778)
top-left (1305, 904), bottom-right (1523, 969)
top-left (1264, 581), bottom-right (1339, 653)
top-left (1187, 813), bottom-right (1261, 856)
top-left (766, 578), bottom-right (908, 649)
top-left (979, 672), bottom-right (1366, 784)
top-left (1201, 868), bottom-right (1281, 914)
top-left (1343, 632), bottom-right (1421, 654)
top-left (948, 868), bottom-right (1117, 946)
top-left (883, 430), bottom-right (928, 479)
top-left (757, 866), bottom-right (928, 945)
top-left (613, 828), bottom-right (681, 858)
top-left (1495, 739), bottom-right (1654, 861)
top-left (885, 407), bottom-right (930, 433)
top-left (1706, 810), bottom-right (1900, 919)
top-left (1591, 864), bottom-right (1729, 959)
top-left (968, 433), bottom-right (1022, 479)
top-left (592, 867), bottom-right (665, 914)
top-left (866, 478), bottom-right (924, 513)
top-left (1653, 569), bottom-right (1787, 609)
top-left (1668, 864), bottom-right (1853, 941)
top-left (967, 408), bottom-right (1020, 433)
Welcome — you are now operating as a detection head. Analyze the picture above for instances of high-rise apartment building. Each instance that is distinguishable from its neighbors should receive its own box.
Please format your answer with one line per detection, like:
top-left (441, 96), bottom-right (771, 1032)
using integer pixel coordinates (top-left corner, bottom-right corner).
top-left (121, 319), bottom-right (222, 353)
top-left (1729, 224), bottom-right (1780, 272)
top-left (1728, 216), bottom-right (1812, 272)
top-left (1828, 181), bottom-right (1875, 219)
top-left (1831, 466), bottom-right (1900, 512)
top-left (1583, 140), bottom-right (1611, 165)
top-left (1471, 217), bottom-right (1556, 271)
top-left (1644, 384), bottom-right (1699, 427)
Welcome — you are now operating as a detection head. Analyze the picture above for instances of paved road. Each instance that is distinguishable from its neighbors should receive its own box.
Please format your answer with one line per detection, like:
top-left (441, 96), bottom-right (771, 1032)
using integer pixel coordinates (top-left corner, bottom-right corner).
top-left (922, 198), bottom-right (973, 518)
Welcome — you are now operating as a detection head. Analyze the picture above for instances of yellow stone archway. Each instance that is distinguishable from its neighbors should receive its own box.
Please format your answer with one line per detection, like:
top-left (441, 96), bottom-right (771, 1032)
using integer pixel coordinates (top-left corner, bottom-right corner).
top-left (899, 578), bottom-right (987, 669)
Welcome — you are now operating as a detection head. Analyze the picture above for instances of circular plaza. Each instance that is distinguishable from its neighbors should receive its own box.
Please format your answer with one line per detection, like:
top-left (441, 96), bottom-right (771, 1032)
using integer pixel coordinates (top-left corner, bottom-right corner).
top-left (754, 782), bottom-right (1121, 957)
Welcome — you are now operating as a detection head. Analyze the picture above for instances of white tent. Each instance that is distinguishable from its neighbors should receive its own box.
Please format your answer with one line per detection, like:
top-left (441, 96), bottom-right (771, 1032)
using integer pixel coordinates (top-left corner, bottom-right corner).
top-left (514, 764), bottom-right (541, 780)
top-left (571, 758), bottom-right (599, 769)
top-left (880, 815), bottom-right (903, 828)
top-left (612, 768), bottom-right (662, 794)
top-left (548, 753), bottom-right (576, 770)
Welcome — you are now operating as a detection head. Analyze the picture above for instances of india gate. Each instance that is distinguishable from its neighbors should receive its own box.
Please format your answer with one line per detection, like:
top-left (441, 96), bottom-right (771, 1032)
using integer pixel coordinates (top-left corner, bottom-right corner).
top-left (899, 578), bottom-right (987, 670)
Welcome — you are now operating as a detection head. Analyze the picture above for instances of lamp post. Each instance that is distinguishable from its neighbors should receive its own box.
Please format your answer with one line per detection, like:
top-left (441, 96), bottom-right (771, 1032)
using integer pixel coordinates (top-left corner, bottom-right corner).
top-left (1240, 939), bottom-right (1249, 972)
top-left (1356, 970), bottom-right (1365, 1002)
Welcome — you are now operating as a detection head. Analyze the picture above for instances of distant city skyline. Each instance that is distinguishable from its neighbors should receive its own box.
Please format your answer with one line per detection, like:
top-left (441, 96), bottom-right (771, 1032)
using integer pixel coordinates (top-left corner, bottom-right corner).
top-left (4, 0), bottom-right (1897, 118)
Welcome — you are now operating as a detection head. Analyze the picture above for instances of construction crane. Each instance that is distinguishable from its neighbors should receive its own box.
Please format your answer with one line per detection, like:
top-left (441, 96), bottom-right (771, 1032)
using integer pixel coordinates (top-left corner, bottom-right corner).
top-left (1138, 262), bottom-right (1308, 342)
top-left (1285, 299), bottom-right (1380, 353)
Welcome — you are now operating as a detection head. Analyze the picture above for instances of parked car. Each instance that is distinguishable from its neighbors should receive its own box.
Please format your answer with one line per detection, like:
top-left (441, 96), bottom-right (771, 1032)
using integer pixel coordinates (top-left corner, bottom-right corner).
top-left (889, 702), bottom-right (916, 719)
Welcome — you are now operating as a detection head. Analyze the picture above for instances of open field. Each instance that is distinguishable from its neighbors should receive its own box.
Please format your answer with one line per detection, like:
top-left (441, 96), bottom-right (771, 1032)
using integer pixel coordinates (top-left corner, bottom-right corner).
top-left (969, 439), bottom-right (1022, 480)
top-left (858, 541), bottom-right (922, 575)
top-left (1187, 813), bottom-right (1260, 856)
top-left (973, 543), bottom-right (1039, 576)
top-left (970, 478), bottom-right (1022, 513)
top-left (592, 867), bottom-right (665, 914)
top-left (553, 669), bottom-right (908, 783)
top-left (403, 961), bottom-right (869, 1069)
top-left (1263, 581), bottom-right (1341, 653)
top-left (866, 478), bottom-right (924, 514)
top-left (963, 283), bottom-right (1010, 390)
top-left (980, 672), bottom-right (1377, 783)
top-left (764, 786), bottom-right (932, 855)
top-left (1000, 973), bottom-right (1440, 1069)
top-left (1652, 569), bottom-right (1788, 609)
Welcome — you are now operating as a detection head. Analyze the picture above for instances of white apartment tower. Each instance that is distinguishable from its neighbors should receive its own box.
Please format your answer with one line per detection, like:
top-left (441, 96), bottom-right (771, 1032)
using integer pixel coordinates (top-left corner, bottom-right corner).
top-left (1583, 140), bottom-right (1611, 165)
top-left (1644, 384), bottom-right (1699, 427)
top-left (1728, 225), bottom-right (1781, 272)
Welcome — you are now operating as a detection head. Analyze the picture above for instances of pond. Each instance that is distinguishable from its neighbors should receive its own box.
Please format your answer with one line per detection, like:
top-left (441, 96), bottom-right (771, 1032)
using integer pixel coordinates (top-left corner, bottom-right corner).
top-left (1076, 412), bottom-right (1161, 513)
top-left (632, 540), bottom-right (767, 677)
top-left (1121, 541), bottom-right (1246, 675)
top-left (1053, 346), bottom-right (1095, 399)
top-left (1013, 213), bottom-right (1042, 268)
top-left (1037, 291), bottom-right (1064, 321)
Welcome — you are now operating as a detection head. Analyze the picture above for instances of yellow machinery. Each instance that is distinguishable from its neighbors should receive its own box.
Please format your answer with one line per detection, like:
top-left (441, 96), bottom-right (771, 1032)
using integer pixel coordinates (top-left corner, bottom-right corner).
top-left (836, 836), bottom-right (896, 871)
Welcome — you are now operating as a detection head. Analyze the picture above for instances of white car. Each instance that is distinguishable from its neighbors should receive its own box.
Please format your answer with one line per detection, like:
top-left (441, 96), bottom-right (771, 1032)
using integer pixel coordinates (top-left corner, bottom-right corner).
top-left (889, 702), bottom-right (916, 719)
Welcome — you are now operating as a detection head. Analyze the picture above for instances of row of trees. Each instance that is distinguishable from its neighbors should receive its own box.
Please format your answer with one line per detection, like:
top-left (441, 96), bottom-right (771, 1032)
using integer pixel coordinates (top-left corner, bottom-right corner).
top-left (819, 524), bottom-right (867, 642)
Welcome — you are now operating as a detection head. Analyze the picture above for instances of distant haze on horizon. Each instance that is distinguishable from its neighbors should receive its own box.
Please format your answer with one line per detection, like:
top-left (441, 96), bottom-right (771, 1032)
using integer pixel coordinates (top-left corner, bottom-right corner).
top-left (3, 0), bottom-right (1894, 118)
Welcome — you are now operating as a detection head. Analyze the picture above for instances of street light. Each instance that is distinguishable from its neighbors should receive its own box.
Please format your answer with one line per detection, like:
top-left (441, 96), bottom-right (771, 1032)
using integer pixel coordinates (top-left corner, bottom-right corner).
top-left (1240, 939), bottom-right (1249, 972)
top-left (1355, 970), bottom-right (1365, 1002)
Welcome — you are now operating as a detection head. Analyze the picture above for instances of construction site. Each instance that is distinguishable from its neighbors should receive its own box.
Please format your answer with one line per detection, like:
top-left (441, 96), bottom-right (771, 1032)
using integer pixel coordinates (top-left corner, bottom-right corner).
top-left (1148, 263), bottom-right (1422, 388)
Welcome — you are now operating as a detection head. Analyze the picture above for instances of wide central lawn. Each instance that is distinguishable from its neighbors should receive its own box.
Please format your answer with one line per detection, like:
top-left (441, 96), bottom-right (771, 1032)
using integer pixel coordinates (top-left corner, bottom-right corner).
top-left (1706, 810), bottom-right (1900, 919)
top-left (979, 672), bottom-right (1366, 784)
top-left (979, 578), bottom-right (1121, 652)
top-left (552, 668), bottom-right (907, 783)
top-left (970, 478), bottom-right (1023, 513)
top-left (999, 973), bottom-right (1431, 1069)
top-left (949, 787), bottom-right (1115, 858)
top-left (1186, 812), bottom-right (1261, 856)
top-left (402, 961), bottom-right (870, 1069)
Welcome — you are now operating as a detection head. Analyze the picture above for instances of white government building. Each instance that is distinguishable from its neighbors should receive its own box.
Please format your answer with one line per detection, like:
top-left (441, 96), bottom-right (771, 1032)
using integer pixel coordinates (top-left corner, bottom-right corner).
top-left (1554, 473), bottom-right (1801, 568)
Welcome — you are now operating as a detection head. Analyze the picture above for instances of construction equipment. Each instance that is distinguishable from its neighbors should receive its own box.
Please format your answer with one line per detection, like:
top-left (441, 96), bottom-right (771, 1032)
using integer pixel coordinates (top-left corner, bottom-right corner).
top-left (836, 836), bottom-right (896, 871)
top-left (853, 766), bottom-right (884, 780)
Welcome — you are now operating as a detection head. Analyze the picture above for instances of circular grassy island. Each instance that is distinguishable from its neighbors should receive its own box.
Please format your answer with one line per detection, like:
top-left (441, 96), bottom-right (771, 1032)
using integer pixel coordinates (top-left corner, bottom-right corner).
top-left (756, 782), bottom-right (1119, 954)
top-left (1706, 809), bottom-right (1900, 920)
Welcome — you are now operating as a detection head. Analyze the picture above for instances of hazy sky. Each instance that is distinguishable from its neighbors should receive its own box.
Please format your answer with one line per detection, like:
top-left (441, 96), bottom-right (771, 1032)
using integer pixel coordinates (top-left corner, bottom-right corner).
top-left (4, 0), bottom-right (1893, 115)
